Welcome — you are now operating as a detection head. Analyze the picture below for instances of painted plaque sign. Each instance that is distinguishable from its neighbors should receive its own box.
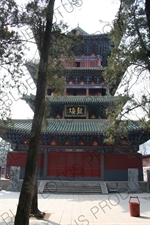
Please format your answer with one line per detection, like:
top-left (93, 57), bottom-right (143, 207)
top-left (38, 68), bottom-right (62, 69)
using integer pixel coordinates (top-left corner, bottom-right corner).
top-left (65, 105), bottom-right (86, 117)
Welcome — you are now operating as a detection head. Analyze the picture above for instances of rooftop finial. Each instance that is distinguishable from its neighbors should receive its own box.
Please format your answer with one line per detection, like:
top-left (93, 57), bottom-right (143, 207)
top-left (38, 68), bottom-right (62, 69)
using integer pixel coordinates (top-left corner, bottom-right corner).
top-left (77, 22), bottom-right (79, 27)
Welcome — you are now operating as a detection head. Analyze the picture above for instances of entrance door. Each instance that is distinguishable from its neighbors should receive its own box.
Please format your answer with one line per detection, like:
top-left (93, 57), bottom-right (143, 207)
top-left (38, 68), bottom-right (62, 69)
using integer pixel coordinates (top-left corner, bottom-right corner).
top-left (47, 152), bottom-right (101, 178)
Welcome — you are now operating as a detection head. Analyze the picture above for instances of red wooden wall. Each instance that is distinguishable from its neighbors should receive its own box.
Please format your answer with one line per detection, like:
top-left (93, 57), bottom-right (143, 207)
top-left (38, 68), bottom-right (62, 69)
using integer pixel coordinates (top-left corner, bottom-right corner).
top-left (6, 152), bottom-right (44, 169)
top-left (105, 153), bottom-right (142, 170)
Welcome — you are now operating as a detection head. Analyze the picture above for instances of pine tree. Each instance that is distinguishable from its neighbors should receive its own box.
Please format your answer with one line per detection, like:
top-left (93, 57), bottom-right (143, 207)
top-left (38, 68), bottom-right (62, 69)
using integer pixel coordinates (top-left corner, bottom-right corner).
top-left (14, 1), bottom-right (55, 224)
top-left (104, 0), bottom-right (150, 95)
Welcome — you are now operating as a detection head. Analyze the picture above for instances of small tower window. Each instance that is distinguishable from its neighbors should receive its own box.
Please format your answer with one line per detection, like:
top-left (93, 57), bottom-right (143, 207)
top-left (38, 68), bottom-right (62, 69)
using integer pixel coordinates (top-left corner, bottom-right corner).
top-left (76, 62), bottom-right (80, 67)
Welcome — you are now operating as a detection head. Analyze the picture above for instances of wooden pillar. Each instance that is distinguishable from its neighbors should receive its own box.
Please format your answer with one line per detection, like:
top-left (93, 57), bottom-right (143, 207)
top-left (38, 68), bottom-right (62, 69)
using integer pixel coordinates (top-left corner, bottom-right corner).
top-left (86, 88), bottom-right (89, 96)
top-left (97, 59), bottom-right (101, 66)
top-left (86, 60), bottom-right (88, 67)
top-left (97, 55), bottom-right (101, 66)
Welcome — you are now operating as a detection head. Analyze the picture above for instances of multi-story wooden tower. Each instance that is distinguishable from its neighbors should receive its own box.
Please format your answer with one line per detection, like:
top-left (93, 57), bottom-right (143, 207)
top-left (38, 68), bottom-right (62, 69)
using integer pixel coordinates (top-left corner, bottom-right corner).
top-left (1, 27), bottom-right (148, 181)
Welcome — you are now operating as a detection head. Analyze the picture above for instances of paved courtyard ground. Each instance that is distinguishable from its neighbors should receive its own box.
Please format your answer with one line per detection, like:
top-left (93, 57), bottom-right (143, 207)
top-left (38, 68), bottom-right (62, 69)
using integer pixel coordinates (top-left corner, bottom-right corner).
top-left (0, 191), bottom-right (150, 225)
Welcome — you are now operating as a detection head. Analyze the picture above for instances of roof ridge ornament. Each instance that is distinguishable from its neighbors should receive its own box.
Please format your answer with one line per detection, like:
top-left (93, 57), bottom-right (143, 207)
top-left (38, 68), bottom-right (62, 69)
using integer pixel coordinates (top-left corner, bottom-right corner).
top-left (74, 26), bottom-right (89, 35)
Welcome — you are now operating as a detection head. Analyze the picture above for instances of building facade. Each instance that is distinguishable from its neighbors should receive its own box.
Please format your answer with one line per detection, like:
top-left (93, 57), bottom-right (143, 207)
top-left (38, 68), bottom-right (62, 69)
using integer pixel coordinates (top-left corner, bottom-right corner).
top-left (2, 27), bottom-right (149, 181)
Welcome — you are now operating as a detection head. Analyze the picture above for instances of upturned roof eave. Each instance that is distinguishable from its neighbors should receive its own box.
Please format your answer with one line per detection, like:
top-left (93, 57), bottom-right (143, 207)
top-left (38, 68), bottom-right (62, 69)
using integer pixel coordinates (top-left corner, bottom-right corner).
top-left (0, 119), bottom-right (148, 134)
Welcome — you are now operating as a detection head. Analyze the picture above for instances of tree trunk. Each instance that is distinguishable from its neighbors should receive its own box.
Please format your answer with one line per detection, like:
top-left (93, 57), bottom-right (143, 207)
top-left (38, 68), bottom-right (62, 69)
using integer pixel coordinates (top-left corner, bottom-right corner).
top-left (31, 180), bottom-right (38, 214)
top-left (14, 1), bottom-right (55, 225)
top-left (145, 0), bottom-right (150, 31)
top-left (30, 176), bottom-right (45, 217)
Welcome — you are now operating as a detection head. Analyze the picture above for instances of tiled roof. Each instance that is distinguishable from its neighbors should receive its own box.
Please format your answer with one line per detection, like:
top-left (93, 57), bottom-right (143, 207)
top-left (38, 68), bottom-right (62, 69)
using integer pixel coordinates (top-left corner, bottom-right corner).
top-left (47, 96), bottom-right (115, 104)
top-left (23, 95), bottom-right (117, 104)
top-left (0, 119), bottom-right (145, 135)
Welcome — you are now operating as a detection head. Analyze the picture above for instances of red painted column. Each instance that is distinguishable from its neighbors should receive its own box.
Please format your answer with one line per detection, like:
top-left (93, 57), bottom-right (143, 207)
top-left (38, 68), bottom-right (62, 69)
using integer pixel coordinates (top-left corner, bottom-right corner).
top-left (86, 88), bottom-right (89, 96)
top-left (86, 60), bottom-right (88, 67)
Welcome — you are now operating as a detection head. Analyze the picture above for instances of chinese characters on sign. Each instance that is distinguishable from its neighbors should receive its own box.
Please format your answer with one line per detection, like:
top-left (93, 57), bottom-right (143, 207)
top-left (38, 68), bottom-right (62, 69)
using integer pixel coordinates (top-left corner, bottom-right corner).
top-left (69, 107), bottom-right (83, 115)
top-left (65, 106), bottom-right (86, 117)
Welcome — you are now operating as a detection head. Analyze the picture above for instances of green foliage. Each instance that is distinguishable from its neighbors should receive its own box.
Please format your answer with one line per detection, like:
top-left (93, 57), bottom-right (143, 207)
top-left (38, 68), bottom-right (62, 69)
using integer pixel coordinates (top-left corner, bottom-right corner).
top-left (0, 119), bottom-right (14, 167)
top-left (25, 0), bottom-right (80, 57)
top-left (104, 95), bottom-right (130, 144)
top-left (0, 0), bottom-right (24, 64)
top-left (103, 1), bottom-right (150, 147)
top-left (0, 0), bottom-right (27, 121)
top-left (19, 1), bottom-right (80, 127)
top-left (0, 0), bottom-right (79, 122)
top-left (0, 139), bottom-right (11, 167)
top-left (103, 0), bottom-right (150, 95)
top-left (23, 0), bottom-right (80, 97)
top-left (24, 2), bottom-right (81, 98)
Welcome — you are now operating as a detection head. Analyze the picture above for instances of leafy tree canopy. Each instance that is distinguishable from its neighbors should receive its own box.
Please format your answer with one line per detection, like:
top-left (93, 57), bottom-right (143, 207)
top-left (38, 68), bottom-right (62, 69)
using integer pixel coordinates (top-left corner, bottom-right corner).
top-left (104, 0), bottom-right (150, 95)
top-left (103, 0), bottom-right (150, 144)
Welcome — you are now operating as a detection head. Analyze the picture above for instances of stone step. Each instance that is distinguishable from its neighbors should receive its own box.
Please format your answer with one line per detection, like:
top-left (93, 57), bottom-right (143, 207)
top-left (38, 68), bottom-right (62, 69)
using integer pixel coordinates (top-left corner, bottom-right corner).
top-left (38, 180), bottom-right (47, 193)
top-left (100, 182), bottom-right (108, 194)
top-left (42, 181), bottom-right (102, 194)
